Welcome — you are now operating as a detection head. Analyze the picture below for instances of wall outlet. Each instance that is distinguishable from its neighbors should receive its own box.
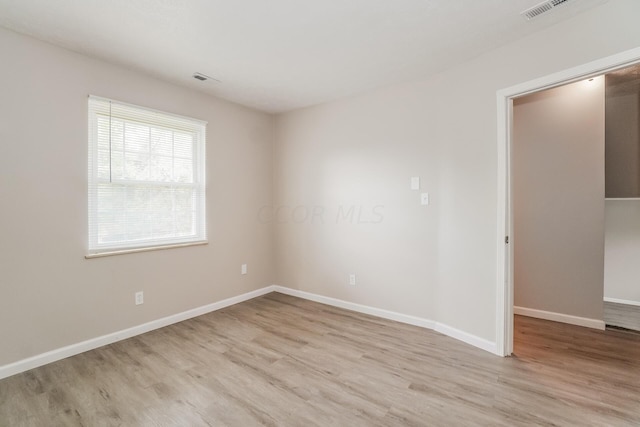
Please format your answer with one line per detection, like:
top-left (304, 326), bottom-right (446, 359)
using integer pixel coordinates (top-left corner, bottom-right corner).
top-left (241, 264), bottom-right (247, 275)
top-left (420, 192), bottom-right (429, 205)
top-left (349, 274), bottom-right (356, 286)
top-left (135, 291), bottom-right (144, 305)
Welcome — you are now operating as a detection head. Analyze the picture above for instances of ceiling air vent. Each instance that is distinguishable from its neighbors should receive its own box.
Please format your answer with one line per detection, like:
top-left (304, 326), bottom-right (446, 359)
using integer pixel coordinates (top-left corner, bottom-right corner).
top-left (192, 72), bottom-right (219, 82)
top-left (521, 0), bottom-right (572, 20)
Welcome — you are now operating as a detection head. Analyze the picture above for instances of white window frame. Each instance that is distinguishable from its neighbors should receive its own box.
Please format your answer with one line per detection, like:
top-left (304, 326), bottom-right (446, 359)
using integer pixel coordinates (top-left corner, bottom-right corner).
top-left (87, 95), bottom-right (207, 257)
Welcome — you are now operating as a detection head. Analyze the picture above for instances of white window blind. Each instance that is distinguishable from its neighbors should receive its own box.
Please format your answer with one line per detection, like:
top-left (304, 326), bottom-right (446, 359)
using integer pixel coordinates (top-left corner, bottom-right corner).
top-left (88, 96), bottom-right (207, 255)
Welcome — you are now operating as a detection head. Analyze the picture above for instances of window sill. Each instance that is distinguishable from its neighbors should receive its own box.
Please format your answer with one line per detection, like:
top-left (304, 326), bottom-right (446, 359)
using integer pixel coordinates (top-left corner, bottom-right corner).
top-left (85, 240), bottom-right (208, 259)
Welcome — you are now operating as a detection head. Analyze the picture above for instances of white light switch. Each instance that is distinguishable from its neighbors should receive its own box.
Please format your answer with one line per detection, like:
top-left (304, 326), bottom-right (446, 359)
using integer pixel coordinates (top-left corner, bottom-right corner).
top-left (241, 264), bottom-right (247, 275)
top-left (421, 193), bottom-right (429, 205)
top-left (410, 177), bottom-right (420, 190)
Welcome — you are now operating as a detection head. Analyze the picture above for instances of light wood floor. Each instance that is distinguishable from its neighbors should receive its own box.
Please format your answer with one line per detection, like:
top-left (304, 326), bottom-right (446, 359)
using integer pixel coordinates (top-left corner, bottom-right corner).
top-left (1, 293), bottom-right (639, 426)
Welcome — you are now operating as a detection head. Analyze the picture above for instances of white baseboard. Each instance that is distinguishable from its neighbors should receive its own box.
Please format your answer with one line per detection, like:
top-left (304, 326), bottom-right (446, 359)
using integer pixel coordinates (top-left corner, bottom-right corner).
top-left (0, 286), bottom-right (276, 380)
top-left (434, 323), bottom-right (497, 354)
top-left (604, 297), bottom-right (640, 307)
top-left (272, 286), bottom-right (497, 355)
top-left (272, 286), bottom-right (436, 329)
top-left (1, 284), bottom-right (501, 380)
top-left (514, 306), bottom-right (606, 330)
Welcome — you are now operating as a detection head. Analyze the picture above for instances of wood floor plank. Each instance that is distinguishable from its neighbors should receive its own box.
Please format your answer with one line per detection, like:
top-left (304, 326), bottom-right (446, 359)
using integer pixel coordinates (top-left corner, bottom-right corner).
top-left (1, 292), bottom-right (640, 426)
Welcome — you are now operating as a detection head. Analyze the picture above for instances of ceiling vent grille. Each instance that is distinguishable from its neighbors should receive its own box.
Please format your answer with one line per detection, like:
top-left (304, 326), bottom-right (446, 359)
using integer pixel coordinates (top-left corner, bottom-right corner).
top-left (192, 72), bottom-right (219, 83)
top-left (521, 0), bottom-right (572, 20)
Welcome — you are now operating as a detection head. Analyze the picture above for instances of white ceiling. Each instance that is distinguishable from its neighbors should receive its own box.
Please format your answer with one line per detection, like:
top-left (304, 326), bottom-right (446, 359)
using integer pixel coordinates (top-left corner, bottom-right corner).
top-left (0, 0), bottom-right (607, 113)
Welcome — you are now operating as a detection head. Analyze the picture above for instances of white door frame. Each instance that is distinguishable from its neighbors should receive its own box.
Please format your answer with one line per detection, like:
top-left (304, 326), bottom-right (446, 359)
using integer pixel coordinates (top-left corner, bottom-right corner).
top-left (495, 47), bottom-right (640, 357)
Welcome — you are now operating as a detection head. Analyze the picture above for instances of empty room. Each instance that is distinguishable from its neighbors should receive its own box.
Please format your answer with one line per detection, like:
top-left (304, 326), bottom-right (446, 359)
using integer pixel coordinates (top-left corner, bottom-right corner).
top-left (1, 0), bottom-right (639, 425)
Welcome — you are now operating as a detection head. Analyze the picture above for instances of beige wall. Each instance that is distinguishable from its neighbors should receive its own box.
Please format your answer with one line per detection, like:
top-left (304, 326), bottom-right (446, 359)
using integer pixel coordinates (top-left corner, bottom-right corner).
top-left (602, 66), bottom-right (640, 305)
top-left (513, 79), bottom-right (605, 320)
top-left (274, 0), bottom-right (640, 340)
top-left (0, 27), bottom-right (275, 366)
top-left (274, 92), bottom-right (439, 318)
top-left (605, 73), bottom-right (640, 198)
top-left (604, 200), bottom-right (640, 304)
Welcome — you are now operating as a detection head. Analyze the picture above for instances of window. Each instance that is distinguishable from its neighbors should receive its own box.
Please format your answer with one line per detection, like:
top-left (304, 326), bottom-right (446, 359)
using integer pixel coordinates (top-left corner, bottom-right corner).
top-left (88, 96), bottom-right (206, 256)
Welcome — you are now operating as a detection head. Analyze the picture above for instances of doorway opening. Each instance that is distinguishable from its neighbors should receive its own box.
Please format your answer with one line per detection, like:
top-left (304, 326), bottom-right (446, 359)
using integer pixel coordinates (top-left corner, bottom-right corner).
top-left (496, 47), bottom-right (640, 356)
